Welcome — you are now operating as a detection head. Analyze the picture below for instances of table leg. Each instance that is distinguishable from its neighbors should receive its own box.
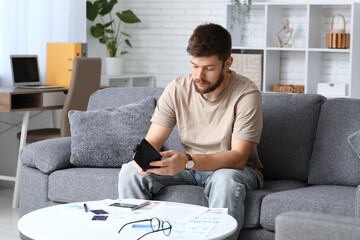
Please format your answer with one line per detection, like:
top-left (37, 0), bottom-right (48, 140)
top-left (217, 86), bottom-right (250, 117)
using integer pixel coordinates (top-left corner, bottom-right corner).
top-left (12, 111), bottom-right (30, 208)
top-left (51, 110), bottom-right (57, 127)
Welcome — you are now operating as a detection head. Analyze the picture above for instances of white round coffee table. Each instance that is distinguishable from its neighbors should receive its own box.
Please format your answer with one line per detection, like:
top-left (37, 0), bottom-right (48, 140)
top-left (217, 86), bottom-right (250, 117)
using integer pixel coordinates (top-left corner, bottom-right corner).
top-left (18, 200), bottom-right (237, 240)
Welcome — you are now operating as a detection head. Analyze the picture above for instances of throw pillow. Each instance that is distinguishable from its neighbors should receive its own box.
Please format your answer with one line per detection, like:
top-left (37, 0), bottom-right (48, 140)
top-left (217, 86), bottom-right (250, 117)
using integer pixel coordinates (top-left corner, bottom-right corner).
top-left (308, 98), bottom-right (360, 186)
top-left (69, 97), bottom-right (156, 167)
top-left (348, 129), bottom-right (360, 160)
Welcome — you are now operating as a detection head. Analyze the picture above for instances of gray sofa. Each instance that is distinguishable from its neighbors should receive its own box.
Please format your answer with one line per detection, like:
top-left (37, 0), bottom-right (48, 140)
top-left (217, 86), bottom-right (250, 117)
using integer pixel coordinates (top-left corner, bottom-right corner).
top-left (275, 210), bottom-right (360, 240)
top-left (19, 87), bottom-right (360, 239)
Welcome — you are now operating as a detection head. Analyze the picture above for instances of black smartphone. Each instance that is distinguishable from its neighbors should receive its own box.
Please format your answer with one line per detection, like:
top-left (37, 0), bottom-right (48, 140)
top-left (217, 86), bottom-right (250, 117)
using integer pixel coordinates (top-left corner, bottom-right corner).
top-left (110, 202), bottom-right (137, 208)
top-left (110, 201), bottom-right (149, 210)
top-left (133, 138), bottom-right (162, 171)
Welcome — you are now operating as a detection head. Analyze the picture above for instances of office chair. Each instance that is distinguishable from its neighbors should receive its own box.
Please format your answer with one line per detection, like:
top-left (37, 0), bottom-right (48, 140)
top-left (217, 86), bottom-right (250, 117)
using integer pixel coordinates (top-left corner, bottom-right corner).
top-left (17, 57), bottom-right (102, 141)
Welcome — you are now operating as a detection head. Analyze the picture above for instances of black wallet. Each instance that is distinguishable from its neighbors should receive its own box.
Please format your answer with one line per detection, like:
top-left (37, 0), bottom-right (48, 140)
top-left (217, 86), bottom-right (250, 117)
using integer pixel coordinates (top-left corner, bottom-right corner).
top-left (133, 138), bottom-right (162, 171)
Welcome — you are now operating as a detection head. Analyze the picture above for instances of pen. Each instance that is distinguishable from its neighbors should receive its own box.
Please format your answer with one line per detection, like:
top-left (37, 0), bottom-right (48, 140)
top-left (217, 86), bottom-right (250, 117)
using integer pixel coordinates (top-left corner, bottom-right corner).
top-left (84, 203), bottom-right (88, 212)
top-left (131, 201), bottom-right (150, 211)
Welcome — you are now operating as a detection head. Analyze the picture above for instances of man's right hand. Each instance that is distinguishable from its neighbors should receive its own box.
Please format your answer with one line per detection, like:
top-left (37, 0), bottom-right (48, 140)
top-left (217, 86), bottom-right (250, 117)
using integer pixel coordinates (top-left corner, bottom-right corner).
top-left (133, 160), bottom-right (150, 175)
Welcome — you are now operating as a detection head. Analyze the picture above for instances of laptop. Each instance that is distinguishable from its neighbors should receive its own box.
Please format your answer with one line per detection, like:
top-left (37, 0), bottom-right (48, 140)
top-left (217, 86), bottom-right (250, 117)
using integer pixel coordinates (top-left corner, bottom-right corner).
top-left (11, 55), bottom-right (63, 89)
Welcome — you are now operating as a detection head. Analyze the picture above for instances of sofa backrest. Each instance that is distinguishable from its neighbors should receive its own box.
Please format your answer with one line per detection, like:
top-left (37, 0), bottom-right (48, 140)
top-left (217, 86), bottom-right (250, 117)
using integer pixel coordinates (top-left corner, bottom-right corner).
top-left (87, 87), bottom-right (183, 153)
top-left (308, 98), bottom-right (360, 187)
top-left (88, 87), bottom-right (164, 110)
top-left (258, 92), bottom-right (326, 181)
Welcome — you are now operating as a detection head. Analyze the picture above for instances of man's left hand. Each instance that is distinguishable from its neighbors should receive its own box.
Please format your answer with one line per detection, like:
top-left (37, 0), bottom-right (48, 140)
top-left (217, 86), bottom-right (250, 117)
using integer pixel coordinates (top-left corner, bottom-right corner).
top-left (146, 150), bottom-right (187, 176)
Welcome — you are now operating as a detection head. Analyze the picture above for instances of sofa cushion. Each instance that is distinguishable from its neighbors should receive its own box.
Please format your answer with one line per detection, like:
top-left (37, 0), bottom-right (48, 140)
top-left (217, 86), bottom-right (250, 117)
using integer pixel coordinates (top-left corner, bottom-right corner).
top-left (260, 185), bottom-right (356, 231)
top-left (308, 98), bottom-right (360, 186)
top-left (154, 185), bottom-right (208, 207)
top-left (69, 97), bottom-right (156, 167)
top-left (20, 137), bottom-right (72, 174)
top-left (244, 180), bottom-right (309, 229)
top-left (153, 180), bottom-right (308, 229)
top-left (48, 168), bottom-right (120, 203)
top-left (258, 92), bottom-right (326, 181)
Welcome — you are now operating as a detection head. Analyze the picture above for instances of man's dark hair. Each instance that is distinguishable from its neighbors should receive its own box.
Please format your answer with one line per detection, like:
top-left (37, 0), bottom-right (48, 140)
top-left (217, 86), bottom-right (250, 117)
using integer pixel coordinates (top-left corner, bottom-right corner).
top-left (187, 23), bottom-right (232, 63)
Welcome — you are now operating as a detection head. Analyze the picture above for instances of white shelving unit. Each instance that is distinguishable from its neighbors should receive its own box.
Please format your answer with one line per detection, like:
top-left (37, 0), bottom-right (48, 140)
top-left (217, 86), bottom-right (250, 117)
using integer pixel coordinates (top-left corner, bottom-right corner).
top-left (101, 74), bottom-right (155, 88)
top-left (227, 1), bottom-right (360, 98)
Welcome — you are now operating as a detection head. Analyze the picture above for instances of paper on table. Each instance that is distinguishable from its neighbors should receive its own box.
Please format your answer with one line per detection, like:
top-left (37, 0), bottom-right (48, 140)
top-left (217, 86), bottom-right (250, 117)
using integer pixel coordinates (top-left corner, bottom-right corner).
top-left (190, 208), bottom-right (228, 225)
top-left (55, 199), bottom-right (155, 229)
top-left (142, 203), bottom-right (208, 224)
top-left (165, 223), bottom-right (216, 239)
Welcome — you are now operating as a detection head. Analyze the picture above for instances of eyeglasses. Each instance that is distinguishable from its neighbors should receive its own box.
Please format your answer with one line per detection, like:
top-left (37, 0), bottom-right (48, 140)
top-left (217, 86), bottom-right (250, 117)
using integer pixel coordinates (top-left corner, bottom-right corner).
top-left (118, 217), bottom-right (172, 240)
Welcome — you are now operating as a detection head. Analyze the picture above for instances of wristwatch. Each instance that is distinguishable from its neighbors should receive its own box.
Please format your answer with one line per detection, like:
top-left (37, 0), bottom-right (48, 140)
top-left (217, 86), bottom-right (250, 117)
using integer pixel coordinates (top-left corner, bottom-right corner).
top-left (185, 153), bottom-right (195, 170)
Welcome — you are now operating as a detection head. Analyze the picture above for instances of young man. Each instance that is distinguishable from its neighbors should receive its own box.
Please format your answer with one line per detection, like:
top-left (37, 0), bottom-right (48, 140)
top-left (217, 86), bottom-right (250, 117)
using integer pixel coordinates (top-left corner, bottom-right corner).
top-left (118, 23), bottom-right (263, 240)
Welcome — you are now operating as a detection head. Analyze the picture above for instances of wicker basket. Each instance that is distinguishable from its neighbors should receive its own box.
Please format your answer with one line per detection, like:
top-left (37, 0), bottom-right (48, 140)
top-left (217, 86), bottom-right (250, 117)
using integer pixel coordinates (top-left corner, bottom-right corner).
top-left (326, 14), bottom-right (350, 49)
top-left (273, 81), bottom-right (304, 93)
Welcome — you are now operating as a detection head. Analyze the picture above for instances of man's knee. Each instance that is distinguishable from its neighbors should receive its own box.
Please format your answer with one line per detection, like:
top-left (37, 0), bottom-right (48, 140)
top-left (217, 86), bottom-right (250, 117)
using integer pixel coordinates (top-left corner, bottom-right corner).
top-left (119, 161), bottom-right (137, 181)
top-left (207, 169), bottom-right (243, 185)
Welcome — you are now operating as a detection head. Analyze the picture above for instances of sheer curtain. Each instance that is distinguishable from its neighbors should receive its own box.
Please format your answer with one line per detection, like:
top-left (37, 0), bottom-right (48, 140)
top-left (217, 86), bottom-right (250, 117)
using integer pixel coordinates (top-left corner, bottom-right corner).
top-left (0, 0), bottom-right (86, 86)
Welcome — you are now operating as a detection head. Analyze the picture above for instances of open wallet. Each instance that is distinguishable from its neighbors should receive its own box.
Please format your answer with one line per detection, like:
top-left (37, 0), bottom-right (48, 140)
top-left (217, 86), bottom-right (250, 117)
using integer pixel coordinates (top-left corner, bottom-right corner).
top-left (133, 138), bottom-right (162, 171)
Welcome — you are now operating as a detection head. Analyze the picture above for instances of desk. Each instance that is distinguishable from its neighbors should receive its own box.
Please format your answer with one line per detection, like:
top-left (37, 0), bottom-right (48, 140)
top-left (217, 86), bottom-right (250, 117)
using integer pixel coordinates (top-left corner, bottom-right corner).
top-left (0, 87), bottom-right (68, 208)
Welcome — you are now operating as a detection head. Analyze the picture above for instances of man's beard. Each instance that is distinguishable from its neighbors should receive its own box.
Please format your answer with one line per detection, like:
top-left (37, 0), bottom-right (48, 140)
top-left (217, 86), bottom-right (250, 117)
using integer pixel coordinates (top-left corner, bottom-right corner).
top-left (193, 71), bottom-right (225, 94)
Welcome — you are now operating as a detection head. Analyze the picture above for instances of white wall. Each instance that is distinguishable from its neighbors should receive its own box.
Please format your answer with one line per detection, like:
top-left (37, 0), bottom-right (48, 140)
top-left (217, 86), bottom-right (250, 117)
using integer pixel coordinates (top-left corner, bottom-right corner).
top-left (121, 0), bottom-right (229, 87)
top-left (114, 0), bottom-right (359, 88)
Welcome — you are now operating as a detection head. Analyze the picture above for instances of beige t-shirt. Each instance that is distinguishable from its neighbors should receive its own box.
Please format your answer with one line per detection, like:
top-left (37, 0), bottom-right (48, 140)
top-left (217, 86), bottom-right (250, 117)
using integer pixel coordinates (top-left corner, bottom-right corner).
top-left (151, 71), bottom-right (264, 187)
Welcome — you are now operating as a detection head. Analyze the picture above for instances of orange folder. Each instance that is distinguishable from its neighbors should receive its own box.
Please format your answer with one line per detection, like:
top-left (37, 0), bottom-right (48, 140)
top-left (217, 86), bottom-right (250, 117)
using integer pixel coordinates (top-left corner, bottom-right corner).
top-left (46, 43), bottom-right (87, 86)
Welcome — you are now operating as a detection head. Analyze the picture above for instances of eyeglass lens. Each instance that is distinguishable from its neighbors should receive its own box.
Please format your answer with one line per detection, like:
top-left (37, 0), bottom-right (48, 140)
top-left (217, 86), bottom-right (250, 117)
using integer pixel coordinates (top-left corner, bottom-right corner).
top-left (162, 221), bottom-right (172, 236)
top-left (150, 217), bottom-right (160, 231)
top-left (119, 217), bottom-right (172, 239)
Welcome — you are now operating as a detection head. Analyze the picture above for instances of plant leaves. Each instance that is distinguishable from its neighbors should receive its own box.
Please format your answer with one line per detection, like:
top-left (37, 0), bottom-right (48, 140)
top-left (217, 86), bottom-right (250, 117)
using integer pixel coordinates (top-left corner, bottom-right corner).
top-left (91, 25), bottom-right (105, 38)
top-left (120, 31), bottom-right (131, 38)
top-left (107, 40), bottom-right (117, 57)
top-left (86, 1), bottom-right (99, 21)
top-left (117, 10), bottom-right (141, 24)
top-left (99, 37), bottom-right (106, 44)
top-left (89, 0), bottom-right (139, 56)
top-left (99, 0), bottom-right (117, 16)
top-left (104, 21), bottom-right (113, 28)
top-left (125, 39), bottom-right (132, 48)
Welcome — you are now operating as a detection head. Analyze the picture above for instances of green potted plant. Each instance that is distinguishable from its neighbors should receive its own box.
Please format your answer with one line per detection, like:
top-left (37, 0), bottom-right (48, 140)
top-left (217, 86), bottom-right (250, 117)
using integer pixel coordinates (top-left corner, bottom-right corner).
top-left (229, 0), bottom-right (252, 41)
top-left (87, 0), bottom-right (141, 75)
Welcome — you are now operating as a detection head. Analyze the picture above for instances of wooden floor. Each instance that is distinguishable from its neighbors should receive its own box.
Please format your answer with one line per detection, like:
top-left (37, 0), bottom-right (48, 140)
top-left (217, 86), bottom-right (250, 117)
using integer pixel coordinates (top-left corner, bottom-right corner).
top-left (0, 187), bottom-right (20, 240)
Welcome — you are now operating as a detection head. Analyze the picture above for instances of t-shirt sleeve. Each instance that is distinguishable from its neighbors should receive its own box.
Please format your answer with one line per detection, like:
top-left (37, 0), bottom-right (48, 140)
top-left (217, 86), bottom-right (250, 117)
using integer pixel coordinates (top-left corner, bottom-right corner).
top-left (151, 81), bottom-right (177, 128)
top-left (232, 91), bottom-right (263, 144)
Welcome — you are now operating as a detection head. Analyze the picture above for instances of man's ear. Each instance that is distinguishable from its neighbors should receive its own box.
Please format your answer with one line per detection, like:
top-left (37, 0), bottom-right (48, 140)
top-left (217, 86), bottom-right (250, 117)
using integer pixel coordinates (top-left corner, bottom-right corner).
top-left (225, 56), bottom-right (233, 70)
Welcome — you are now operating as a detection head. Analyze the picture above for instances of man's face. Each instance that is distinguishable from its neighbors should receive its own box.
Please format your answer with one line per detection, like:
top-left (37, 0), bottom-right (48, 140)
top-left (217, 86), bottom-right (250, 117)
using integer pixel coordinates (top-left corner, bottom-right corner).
top-left (190, 55), bottom-right (226, 94)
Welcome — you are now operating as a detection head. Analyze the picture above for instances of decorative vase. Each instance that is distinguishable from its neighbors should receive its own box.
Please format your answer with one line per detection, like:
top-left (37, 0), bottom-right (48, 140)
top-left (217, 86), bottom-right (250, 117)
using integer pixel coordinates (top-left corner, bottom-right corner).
top-left (105, 57), bottom-right (124, 75)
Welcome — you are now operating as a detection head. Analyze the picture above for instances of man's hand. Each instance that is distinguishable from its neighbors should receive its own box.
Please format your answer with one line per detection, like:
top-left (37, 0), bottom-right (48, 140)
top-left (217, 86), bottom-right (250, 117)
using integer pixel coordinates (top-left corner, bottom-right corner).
top-left (146, 150), bottom-right (187, 176)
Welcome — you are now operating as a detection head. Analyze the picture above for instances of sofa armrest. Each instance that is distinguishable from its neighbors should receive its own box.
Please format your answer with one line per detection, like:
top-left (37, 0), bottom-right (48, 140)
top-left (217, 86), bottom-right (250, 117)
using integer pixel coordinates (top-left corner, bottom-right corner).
top-left (21, 137), bottom-right (73, 174)
top-left (275, 211), bottom-right (360, 240)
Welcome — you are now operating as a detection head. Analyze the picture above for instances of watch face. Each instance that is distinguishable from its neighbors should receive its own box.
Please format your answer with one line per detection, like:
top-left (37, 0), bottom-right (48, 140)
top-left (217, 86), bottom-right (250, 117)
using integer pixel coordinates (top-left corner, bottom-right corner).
top-left (186, 160), bottom-right (195, 169)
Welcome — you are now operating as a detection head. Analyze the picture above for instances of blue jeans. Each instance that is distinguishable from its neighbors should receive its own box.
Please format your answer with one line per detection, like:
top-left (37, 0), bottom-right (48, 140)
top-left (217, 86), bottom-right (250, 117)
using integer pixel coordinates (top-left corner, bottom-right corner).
top-left (118, 161), bottom-right (259, 240)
